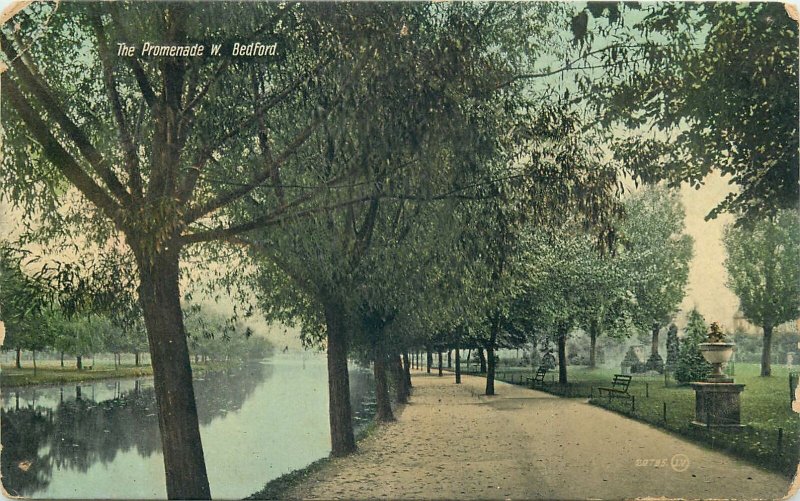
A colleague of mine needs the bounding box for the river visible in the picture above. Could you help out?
[1,353,376,499]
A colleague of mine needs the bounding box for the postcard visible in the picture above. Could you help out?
[0,1,798,499]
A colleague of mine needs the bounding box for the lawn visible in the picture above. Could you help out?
[472,363,799,477]
[1,359,234,387]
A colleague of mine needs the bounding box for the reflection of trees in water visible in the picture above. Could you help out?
[1,362,268,497]
[348,368,376,429]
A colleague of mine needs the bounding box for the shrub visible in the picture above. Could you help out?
[675,309,712,383]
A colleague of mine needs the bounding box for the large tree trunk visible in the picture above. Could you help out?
[137,248,211,500]
[479,348,487,374]
[447,349,452,368]
[761,323,773,376]
[135,351,140,366]
[402,352,412,388]
[32,350,36,375]
[323,299,356,456]
[465,349,471,370]
[60,351,64,368]
[76,355,82,370]
[15,348,21,369]
[589,319,598,369]
[558,330,568,384]
[372,338,394,422]
[437,351,443,377]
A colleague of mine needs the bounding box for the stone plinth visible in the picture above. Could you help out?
[690,382,746,429]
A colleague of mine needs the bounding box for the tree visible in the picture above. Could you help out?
[575,3,798,222]
[675,309,712,384]
[723,210,800,376]
[0,249,53,368]
[2,3,560,494]
[618,186,693,371]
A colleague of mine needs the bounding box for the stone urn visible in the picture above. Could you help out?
[691,322,744,429]
[699,342,735,382]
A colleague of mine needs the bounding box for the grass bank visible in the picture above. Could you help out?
[1,360,236,387]
[481,363,799,477]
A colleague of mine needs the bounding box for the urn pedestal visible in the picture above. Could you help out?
[690,382,746,429]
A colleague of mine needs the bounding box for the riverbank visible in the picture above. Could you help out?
[1,360,235,387]
[250,372,794,500]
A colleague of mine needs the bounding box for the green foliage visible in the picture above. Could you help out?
[580,3,798,221]
[674,309,712,383]
[619,186,693,330]
[723,210,800,331]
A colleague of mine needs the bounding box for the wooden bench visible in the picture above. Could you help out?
[526,367,548,388]
[597,374,632,398]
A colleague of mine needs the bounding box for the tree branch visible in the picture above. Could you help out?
[2,74,122,222]
[183,93,339,224]
[497,43,644,89]
[89,12,143,200]
[109,5,157,108]
[1,31,133,208]
[180,195,373,245]
[179,55,335,209]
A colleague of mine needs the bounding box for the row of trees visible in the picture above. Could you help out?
[1,2,796,498]
[0,249,270,369]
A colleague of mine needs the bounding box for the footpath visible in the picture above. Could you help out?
[285,372,795,500]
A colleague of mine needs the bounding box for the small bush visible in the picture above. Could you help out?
[674,309,712,383]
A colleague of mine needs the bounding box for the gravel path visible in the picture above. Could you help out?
[285,372,796,500]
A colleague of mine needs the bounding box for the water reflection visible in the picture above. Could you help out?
[1,355,375,499]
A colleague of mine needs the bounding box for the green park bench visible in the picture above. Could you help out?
[597,374,632,399]
[526,366,548,388]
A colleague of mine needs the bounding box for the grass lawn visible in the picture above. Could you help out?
[1,359,234,387]
[472,363,799,477]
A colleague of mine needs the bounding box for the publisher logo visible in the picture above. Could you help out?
[670,454,690,472]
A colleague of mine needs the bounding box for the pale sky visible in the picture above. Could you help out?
[677,173,739,328]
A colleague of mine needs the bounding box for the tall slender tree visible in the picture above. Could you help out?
[723,210,800,376]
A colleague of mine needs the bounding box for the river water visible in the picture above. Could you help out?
[0,353,376,499]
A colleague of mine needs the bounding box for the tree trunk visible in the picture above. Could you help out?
[455,343,461,384]
[589,319,598,369]
[426,347,432,373]
[32,350,36,375]
[558,330,568,384]
[761,323,773,376]
[402,352,412,388]
[135,352,140,366]
[393,354,409,403]
[372,338,394,422]
[447,350,452,368]
[465,349,471,370]
[323,299,356,456]
[114,353,119,370]
[479,348,487,374]
[77,355,82,370]
[437,351,443,376]
[15,348,20,369]
[136,248,211,499]
[60,351,64,368]
[651,322,660,357]
[486,313,500,395]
